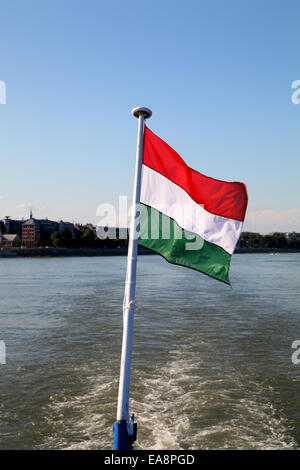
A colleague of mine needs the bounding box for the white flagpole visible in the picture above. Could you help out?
[114,107,152,447]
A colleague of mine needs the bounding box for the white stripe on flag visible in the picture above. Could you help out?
[140,164,243,255]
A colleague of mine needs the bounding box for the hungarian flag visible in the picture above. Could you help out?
[138,127,248,284]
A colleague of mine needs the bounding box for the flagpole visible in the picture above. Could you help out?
[113,106,152,450]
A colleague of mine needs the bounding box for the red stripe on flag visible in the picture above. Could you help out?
[143,127,248,222]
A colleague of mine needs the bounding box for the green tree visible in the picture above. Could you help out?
[79,227,96,247]
[51,231,62,247]
[51,229,74,248]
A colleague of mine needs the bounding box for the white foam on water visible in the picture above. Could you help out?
[39,363,118,450]
[39,342,298,450]
[130,343,298,450]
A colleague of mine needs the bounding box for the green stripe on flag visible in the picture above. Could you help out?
[138,204,231,285]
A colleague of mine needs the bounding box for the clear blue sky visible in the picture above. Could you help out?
[0,0,299,233]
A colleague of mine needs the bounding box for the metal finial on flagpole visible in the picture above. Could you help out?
[131,106,152,119]
[113,106,152,451]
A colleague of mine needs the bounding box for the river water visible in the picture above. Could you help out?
[0,253,300,449]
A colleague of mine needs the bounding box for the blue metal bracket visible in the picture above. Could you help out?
[113,414,137,450]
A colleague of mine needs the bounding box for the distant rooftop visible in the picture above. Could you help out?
[0,234,20,241]
[23,218,39,226]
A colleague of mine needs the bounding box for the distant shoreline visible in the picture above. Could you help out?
[1,247,300,258]
[235,248,300,253]
[0,247,143,258]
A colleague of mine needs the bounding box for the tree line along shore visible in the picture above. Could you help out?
[1,230,300,257]
[1,212,300,252]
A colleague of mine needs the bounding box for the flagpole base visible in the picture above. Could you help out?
[113,414,137,450]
